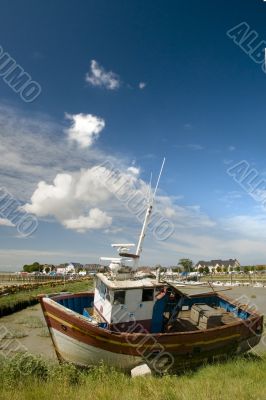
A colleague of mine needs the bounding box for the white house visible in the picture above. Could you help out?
[194,259,240,273]
[56,262,83,275]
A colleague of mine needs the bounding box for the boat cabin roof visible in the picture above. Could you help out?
[96,273,163,290]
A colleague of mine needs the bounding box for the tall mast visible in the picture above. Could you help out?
[135,158,165,260]
[105,158,165,274]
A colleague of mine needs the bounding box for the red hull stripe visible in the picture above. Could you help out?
[44,310,244,356]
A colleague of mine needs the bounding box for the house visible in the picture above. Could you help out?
[83,264,102,272]
[83,264,106,275]
[56,262,83,275]
[42,264,56,274]
[69,262,83,270]
[194,259,240,273]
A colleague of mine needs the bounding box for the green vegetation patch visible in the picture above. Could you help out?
[0,328,28,339]
[37,327,50,337]
[0,353,265,400]
[17,316,45,328]
[0,280,93,316]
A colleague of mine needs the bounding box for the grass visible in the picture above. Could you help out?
[0,280,93,312]
[0,353,265,400]
[0,328,28,339]
[37,327,50,337]
[17,316,45,328]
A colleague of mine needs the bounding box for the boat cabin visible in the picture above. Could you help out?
[93,273,166,332]
[50,275,254,337]
[80,272,252,334]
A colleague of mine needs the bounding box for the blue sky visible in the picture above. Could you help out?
[1,0,266,270]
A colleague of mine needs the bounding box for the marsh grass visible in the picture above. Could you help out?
[1,328,28,339]
[0,353,265,400]
[0,280,93,312]
[17,316,45,328]
[37,327,50,337]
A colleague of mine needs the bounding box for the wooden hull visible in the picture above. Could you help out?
[39,292,263,372]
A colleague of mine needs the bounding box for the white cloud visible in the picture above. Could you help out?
[23,164,143,232]
[23,167,113,231]
[155,229,266,264]
[156,197,216,228]
[24,174,74,219]
[65,113,105,148]
[24,162,214,235]
[0,218,15,227]
[63,209,112,233]
[139,82,146,89]
[218,191,243,206]
[154,212,266,264]
[221,214,266,239]
[127,166,140,175]
[0,104,122,200]
[85,60,120,90]
[163,207,176,218]
[4,103,266,266]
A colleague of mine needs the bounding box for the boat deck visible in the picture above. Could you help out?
[166,307,241,332]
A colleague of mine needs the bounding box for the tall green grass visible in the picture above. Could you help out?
[0,353,265,400]
[0,280,93,312]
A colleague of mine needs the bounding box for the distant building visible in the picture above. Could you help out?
[42,264,56,274]
[194,259,240,273]
[56,262,83,275]
[83,264,102,272]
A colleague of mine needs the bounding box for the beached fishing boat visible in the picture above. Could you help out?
[39,161,263,373]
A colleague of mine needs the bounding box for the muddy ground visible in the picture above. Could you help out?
[0,303,57,360]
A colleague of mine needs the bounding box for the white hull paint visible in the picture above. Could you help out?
[50,328,143,370]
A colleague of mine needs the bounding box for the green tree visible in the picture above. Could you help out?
[22,262,42,273]
[216,266,222,273]
[178,258,193,272]
[203,266,210,275]
[243,266,250,274]
[198,267,204,274]
[172,267,182,273]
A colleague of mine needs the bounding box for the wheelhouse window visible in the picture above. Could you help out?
[105,287,110,302]
[113,290,126,305]
[96,278,107,299]
[142,288,154,302]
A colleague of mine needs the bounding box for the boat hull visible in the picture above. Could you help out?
[50,328,143,369]
[39,292,263,373]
